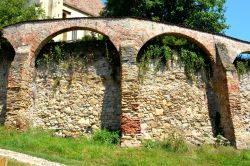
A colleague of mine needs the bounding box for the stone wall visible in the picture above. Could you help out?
[236,72,250,148]
[137,58,217,145]
[27,46,121,137]
[21,44,221,144]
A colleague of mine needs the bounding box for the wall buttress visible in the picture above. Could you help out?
[119,41,142,147]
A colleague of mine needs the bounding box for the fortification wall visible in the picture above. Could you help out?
[1,42,249,148]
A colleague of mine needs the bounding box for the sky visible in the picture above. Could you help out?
[225,0,250,42]
[102,0,250,42]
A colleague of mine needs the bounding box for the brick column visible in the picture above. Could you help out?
[120,41,141,147]
[5,45,34,130]
[212,43,241,147]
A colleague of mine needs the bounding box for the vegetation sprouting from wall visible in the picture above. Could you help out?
[137,36,212,83]
[32,36,122,135]
[36,36,120,74]
[234,54,250,77]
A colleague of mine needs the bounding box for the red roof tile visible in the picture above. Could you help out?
[64,0,103,16]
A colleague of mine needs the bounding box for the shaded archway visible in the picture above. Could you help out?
[136,34,224,145]
[29,28,121,136]
[0,38,15,124]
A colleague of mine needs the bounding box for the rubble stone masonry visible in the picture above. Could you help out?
[237,72,250,148]
[28,51,121,137]
[137,60,215,145]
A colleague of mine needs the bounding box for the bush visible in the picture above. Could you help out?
[92,130,120,145]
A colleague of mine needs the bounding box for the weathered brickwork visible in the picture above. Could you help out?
[1,18,250,148]
[120,42,142,147]
[28,52,121,136]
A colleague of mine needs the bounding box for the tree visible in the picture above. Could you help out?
[103,0,228,33]
[0,0,44,50]
[0,0,44,29]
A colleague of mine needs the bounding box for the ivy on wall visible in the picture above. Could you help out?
[234,55,250,77]
[137,36,212,83]
[36,36,119,72]
[35,35,121,92]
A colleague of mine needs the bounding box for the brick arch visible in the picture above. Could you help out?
[231,51,250,63]
[137,32,215,62]
[33,26,119,63]
[31,26,119,68]
[134,32,220,145]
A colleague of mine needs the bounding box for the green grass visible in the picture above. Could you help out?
[0,127,249,166]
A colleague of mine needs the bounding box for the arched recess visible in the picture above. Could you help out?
[232,52,250,148]
[33,26,119,64]
[138,32,215,62]
[28,27,121,136]
[0,38,15,124]
[136,34,226,145]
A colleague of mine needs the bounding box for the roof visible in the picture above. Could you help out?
[63,0,103,16]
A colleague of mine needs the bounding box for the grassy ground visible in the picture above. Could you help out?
[0,127,249,166]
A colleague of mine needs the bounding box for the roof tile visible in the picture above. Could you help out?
[64,0,103,16]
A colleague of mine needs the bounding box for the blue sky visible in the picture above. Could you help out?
[102,0,250,42]
[225,0,250,41]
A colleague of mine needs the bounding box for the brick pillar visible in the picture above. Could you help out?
[212,43,241,147]
[5,45,34,130]
[120,41,141,147]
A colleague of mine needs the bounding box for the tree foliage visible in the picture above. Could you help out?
[103,0,228,33]
[0,0,44,28]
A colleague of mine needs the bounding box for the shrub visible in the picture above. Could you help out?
[235,60,249,76]
[92,130,120,145]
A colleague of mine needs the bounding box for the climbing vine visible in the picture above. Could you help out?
[35,35,120,92]
[234,56,250,77]
[138,36,211,83]
[36,36,119,71]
